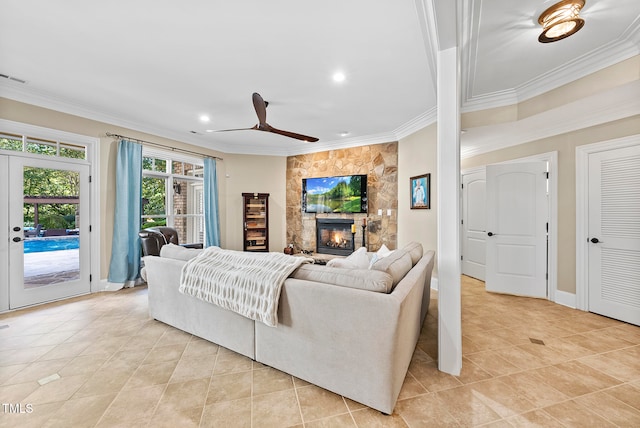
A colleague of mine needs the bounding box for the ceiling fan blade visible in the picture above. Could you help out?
[212,127,255,132]
[252,92,267,127]
[267,126,319,142]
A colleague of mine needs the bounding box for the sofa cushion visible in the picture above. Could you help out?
[370,249,413,289]
[326,247,369,269]
[290,264,394,293]
[159,243,203,261]
[402,242,423,266]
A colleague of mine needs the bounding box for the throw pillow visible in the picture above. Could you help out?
[326,246,369,269]
[159,243,203,261]
[368,244,394,269]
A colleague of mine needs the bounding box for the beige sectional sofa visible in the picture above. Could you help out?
[143,242,435,414]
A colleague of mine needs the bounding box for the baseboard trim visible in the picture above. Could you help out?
[554,289,577,309]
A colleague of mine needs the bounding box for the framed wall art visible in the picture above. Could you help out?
[410,173,430,209]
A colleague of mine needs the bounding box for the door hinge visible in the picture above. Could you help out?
[461,219,464,225]
[461,183,464,189]
[546,222,549,232]
[89,175,92,183]
[89,225,92,232]
[461,255,463,261]
[545,172,549,179]
[89,274,92,282]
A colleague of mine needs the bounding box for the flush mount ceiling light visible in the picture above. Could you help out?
[538,0,585,43]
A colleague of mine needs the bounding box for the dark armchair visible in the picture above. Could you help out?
[138,226,203,257]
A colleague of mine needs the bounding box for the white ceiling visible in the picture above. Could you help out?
[1,0,638,157]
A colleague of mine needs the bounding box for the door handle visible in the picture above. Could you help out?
[487,232,495,237]
[590,237,602,244]
[12,237,22,242]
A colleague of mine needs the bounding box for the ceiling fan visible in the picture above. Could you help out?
[215,92,319,143]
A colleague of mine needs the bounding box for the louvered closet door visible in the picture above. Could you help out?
[588,144,640,326]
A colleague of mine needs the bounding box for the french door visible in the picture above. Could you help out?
[2,154,91,309]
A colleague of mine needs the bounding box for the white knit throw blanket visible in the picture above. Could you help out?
[179,247,312,327]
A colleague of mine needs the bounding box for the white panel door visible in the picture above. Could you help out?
[486,162,548,297]
[462,171,486,280]
[588,145,640,326]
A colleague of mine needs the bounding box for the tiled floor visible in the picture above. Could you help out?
[1,275,639,427]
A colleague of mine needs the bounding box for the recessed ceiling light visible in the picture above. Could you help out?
[205,129,214,133]
[199,115,210,123]
[332,72,346,83]
[339,131,350,137]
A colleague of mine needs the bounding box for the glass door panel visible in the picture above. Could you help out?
[8,156,90,308]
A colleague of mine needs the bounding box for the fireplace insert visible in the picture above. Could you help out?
[316,218,355,256]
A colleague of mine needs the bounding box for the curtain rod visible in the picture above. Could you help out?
[105,132,223,160]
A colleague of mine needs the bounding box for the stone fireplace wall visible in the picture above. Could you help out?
[286,142,398,253]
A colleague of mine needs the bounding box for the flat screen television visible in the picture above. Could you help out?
[302,174,367,213]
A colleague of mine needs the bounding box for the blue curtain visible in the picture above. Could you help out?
[108,139,142,285]
[204,157,221,247]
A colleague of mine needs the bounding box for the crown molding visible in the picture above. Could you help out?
[460,80,640,159]
[393,107,438,140]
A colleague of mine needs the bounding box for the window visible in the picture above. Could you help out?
[0,132,87,160]
[142,150,204,244]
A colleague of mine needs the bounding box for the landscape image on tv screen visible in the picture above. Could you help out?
[303,174,367,213]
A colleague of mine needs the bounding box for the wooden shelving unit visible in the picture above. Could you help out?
[242,192,269,252]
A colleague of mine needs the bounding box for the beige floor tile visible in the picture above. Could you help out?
[395,393,460,427]
[157,378,209,412]
[43,392,116,428]
[252,389,303,427]
[499,370,569,408]
[252,366,294,396]
[351,407,409,427]
[123,360,178,390]
[304,413,357,427]
[24,373,89,404]
[464,351,522,377]
[169,354,215,383]
[73,368,134,398]
[143,343,187,364]
[0,401,64,428]
[3,358,70,385]
[213,351,253,375]
[1,280,639,427]
[543,399,616,427]
[506,409,564,427]
[95,386,164,427]
[0,381,40,404]
[604,383,640,411]
[201,397,252,428]
[397,372,429,400]
[205,371,252,404]
[296,384,349,423]
[148,404,203,428]
[575,390,640,426]
[436,384,503,426]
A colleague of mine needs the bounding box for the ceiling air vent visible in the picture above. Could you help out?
[0,73,27,84]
